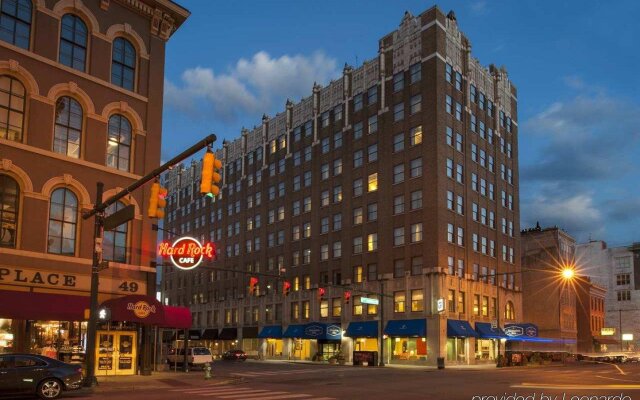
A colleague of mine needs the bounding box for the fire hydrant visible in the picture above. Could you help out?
[203,362,212,380]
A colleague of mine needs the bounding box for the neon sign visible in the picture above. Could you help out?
[158,236,215,270]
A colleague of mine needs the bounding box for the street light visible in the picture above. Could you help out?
[561,267,575,281]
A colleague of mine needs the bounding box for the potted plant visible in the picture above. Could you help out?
[336,351,346,365]
[328,355,337,365]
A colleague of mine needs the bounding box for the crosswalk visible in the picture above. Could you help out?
[230,367,353,378]
[170,384,336,400]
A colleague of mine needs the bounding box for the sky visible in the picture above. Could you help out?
[161,0,640,247]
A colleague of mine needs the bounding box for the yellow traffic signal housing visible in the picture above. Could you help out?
[156,186,168,219]
[200,150,223,197]
[147,182,160,217]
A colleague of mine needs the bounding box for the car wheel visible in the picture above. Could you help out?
[37,378,63,400]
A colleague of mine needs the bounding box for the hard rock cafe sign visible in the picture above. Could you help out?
[157,236,215,270]
[127,301,156,319]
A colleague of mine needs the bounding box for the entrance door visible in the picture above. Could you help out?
[95,331,137,376]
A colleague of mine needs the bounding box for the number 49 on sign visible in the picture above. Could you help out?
[119,281,139,292]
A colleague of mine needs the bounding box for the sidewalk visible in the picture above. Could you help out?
[249,358,499,370]
[90,371,232,393]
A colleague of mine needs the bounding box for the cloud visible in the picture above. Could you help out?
[470,1,487,14]
[164,51,339,122]
[521,94,640,181]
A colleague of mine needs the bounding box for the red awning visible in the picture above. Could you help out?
[162,306,192,330]
[0,290,89,321]
[99,295,191,329]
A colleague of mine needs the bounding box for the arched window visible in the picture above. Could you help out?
[54,96,82,158]
[0,0,32,49]
[0,174,19,248]
[111,37,135,90]
[505,301,515,321]
[107,114,132,171]
[103,201,128,263]
[0,75,26,142]
[47,188,78,255]
[59,14,87,71]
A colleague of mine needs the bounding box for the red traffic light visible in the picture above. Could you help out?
[249,277,258,295]
[344,290,351,304]
[318,287,326,299]
[283,281,291,296]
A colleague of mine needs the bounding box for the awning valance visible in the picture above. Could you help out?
[258,325,283,339]
[384,319,426,337]
[242,326,259,339]
[201,329,219,340]
[475,322,507,339]
[345,321,378,338]
[283,323,342,339]
[219,327,237,340]
[99,295,191,329]
[0,290,88,321]
[447,319,478,338]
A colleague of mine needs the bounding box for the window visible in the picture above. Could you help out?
[367,233,378,252]
[354,265,363,283]
[353,207,363,225]
[54,97,82,158]
[103,201,128,262]
[482,296,489,316]
[368,115,378,134]
[410,190,422,210]
[505,301,515,320]
[393,133,404,152]
[59,15,87,71]
[454,71,462,91]
[320,300,329,318]
[446,159,454,178]
[367,203,377,221]
[112,38,136,90]
[617,274,631,286]
[447,224,454,243]
[367,85,377,105]
[353,296,363,316]
[107,114,132,171]
[456,164,464,183]
[353,150,363,168]
[409,62,421,83]
[410,223,423,242]
[332,298,342,317]
[0,75,25,142]
[411,256,423,275]
[393,227,405,246]
[393,164,404,184]
[333,158,343,175]
[394,291,406,312]
[47,188,77,255]
[354,93,363,112]
[333,241,341,258]
[455,102,462,121]
[410,158,422,178]
[368,263,377,281]
[367,173,378,192]
[473,295,480,315]
[368,143,378,162]
[455,133,463,152]
[320,190,329,207]
[617,290,631,301]
[393,195,404,214]
[354,121,363,139]
[393,102,404,122]
[321,137,330,154]
[411,290,424,312]
[0,174,19,248]
[448,289,455,312]
[333,213,342,230]
[333,185,342,203]
[410,94,421,114]
[393,72,404,92]
[446,95,453,114]
[0,0,31,49]
[334,131,343,148]
[456,195,464,215]
[445,63,453,83]
[353,236,363,254]
[410,125,422,146]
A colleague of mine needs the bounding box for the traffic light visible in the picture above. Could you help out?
[200,150,223,197]
[317,287,325,300]
[249,277,258,296]
[283,281,291,297]
[344,290,351,305]
[148,182,167,219]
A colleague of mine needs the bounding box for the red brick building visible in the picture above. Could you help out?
[575,277,609,353]
[0,0,188,374]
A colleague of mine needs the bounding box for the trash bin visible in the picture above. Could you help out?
[437,357,445,369]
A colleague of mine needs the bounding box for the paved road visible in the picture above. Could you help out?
[63,361,640,400]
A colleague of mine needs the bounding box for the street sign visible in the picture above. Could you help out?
[361,297,379,305]
[436,298,445,312]
[103,204,135,231]
[601,327,615,336]
[622,333,634,341]
[491,320,498,329]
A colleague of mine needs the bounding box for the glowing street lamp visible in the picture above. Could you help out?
[561,267,575,280]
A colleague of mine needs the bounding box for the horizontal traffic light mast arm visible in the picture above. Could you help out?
[83,134,217,220]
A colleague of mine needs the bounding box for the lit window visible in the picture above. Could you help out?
[0,75,26,142]
[107,114,132,171]
[367,173,378,192]
[367,233,378,252]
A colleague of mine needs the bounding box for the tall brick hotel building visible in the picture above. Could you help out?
[161,6,522,366]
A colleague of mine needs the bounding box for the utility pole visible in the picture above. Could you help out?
[378,279,385,366]
[82,134,217,386]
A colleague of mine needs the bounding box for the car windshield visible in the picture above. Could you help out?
[193,348,211,355]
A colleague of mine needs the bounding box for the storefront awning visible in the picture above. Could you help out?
[475,322,506,339]
[258,325,283,339]
[219,327,237,340]
[283,323,342,339]
[447,319,478,337]
[171,329,202,341]
[0,290,88,321]
[201,329,219,340]
[99,295,191,329]
[384,319,426,337]
[345,321,378,338]
[594,336,619,345]
[242,326,259,339]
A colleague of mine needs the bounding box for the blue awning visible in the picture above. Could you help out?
[447,319,478,337]
[475,322,506,339]
[283,323,342,340]
[384,319,426,337]
[258,325,283,339]
[345,321,378,338]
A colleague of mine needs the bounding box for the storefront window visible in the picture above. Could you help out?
[475,339,497,362]
[391,337,427,361]
[446,337,468,363]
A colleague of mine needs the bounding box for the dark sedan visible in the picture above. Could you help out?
[221,349,247,361]
[0,354,83,399]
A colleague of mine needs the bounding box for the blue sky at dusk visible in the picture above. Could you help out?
[162,1,640,246]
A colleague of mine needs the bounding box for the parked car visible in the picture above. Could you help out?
[166,347,213,367]
[222,350,247,361]
[0,353,83,399]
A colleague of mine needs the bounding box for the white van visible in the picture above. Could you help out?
[167,347,213,367]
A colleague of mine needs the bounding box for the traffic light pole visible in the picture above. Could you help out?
[82,134,217,386]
